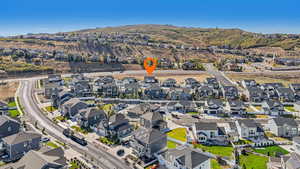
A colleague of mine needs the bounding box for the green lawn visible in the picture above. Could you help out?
[284,106,297,112]
[98,137,117,145]
[45,106,57,112]
[234,139,253,145]
[240,153,268,169]
[69,161,80,169]
[194,144,233,157]
[167,128,187,142]
[167,141,178,149]
[71,126,88,135]
[188,112,199,115]
[8,109,20,117]
[211,159,222,169]
[45,141,59,148]
[8,101,17,107]
[253,146,289,157]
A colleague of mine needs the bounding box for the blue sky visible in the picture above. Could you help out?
[1,0,300,36]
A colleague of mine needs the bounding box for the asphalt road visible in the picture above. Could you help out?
[19,80,131,169]
[204,63,235,86]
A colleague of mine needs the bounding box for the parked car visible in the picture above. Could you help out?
[40,137,50,143]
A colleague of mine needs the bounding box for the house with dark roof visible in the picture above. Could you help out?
[144,84,166,99]
[61,98,88,119]
[4,147,67,169]
[0,101,9,115]
[262,100,285,116]
[196,85,215,100]
[94,76,115,86]
[95,82,119,98]
[227,100,246,115]
[44,83,63,99]
[184,78,200,88]
[131,127,167,159]
[167,101,196,113]
[162,78,177,88]
[140,111,167,132]
[157,146,211,169]
[47,74,62,84]
[221,85,239,100]
[107,114,133,138]
[71,80,93,97]
[245,87,267,102]
[289,84,300,100]
[78,108,107,129]
[268,118,298,138]
[144,76,158,84]
[53,90,73,108]
[0,115,20,139]
[2,131,41,161]
[126,103,151,119]
[167,88,192,100]
[193,122,228,145]
[205,77,219,89]
[241,79,257,89]
[235,119,264,139]
[120,82,140,98]
[203,99,224,114]
[276,87,296,102]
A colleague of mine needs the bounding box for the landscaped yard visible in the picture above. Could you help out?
[8,101,17,107]
[98,136,117,145]
[234,139,253,145]
[45,106,57,112]
[167,128,187,142]
[284,105,297,112]
[45,141,59,148]
[71,125,89,135]
[188,112,199,115]
[8,109,20,117]
[211,159,222,169]
[253,146,289,157]
[167,141,178,149]
[240,153,268,169]
[255,114,268,119]
[194,144,233,157]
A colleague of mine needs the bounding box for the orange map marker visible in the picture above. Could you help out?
[144,57,157,75]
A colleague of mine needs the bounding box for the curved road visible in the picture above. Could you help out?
[19,80,131,169]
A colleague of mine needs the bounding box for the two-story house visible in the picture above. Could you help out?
[262,100,285,116]
[140,111,167,132]
[78,108,107,129]
[203,99,224,114]
[60,98,88,119]
[0,115,20,139]
[267,118,298,138]
[221,86,239,100]
[235,119,264,139]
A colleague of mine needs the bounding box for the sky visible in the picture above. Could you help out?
[1,0,300,36]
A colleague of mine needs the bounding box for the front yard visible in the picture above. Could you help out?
[45,141,59,148]
[253,145,289,157]
[45,106,57,112]
[194,144,234,157]
[240,153,268,169]
[167,128,187,142]
[167,141,178,149]
[8,100,21,117]
[284,105,297,112]
[71,125,89,135]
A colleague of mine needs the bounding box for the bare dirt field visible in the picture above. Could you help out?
[113,73,212,83]
[226,72,300,87]
[0,81,19,101]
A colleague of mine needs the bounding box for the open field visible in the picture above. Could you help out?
[226,72,300,86]
[113,73,212,83]
[0,81,19,100]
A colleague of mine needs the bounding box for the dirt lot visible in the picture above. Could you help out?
[0,81,19,101]
[113,73,212,83]
[226,72,300,86]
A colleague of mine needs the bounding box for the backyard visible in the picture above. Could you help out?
[167,128,187,142]
[240,153,268,169]
[253,145,289,157]
[194,144,234,157]
[8,100,21,117]
[167,141,178,149]
[284,105,297,112]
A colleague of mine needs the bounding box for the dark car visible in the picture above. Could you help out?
[117,149,125,157]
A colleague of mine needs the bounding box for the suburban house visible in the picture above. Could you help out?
[203,99,224,114]
[196,85,215,100]
[47,74,62,84]
[78,108,107,129]
[193,121,228,145]
[144,76,158,84]
[107,114,133,138]
[267,118,298,138]
[206,77,220,89]
[0,101,8,115]
[44,83,62,99]
[184,78,200,88]
[245,87,267,102]
[235,119,265,139]
[167,88,192,100]
[120,83,140,98]
[122,77,138,85]
[60,98,88,119]
[126,103,151,119]
[276,87,295,102]
[167,101,196,113]
[4,147,68,169]
[221,85,239,100]
[94,76,115,86]
[2,131,41,161]
[262,100,285,116]
[52,90,73,108]
[241,79,257,89]
[140,111,167,132]
[144,85,166,99]
[289,83,300,99]
[131,127,167,159]
[162,78,177,88]
[227,100,246,115]
[95,83,119,98]
[70,80,93,97]
[0,115,20,139]
[157,146,211,169]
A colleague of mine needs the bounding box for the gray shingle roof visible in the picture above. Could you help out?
[194,122,218,131]
[272,117,298,127]
[2,131,41,145]
[0,115,19,126]
[141,111,163,122]
[166,146,210,168]
[134,127,166,144]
